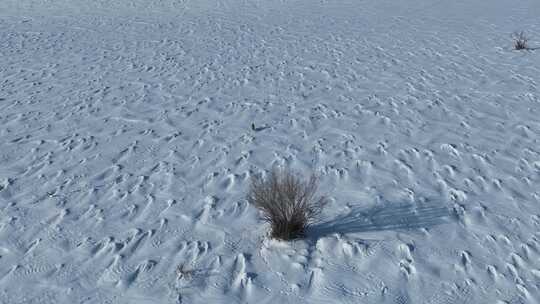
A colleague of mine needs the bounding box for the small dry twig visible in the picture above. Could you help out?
[176,264,194,280]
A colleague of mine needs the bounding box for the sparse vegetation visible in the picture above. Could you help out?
[247,168,328,240]
[513,31,529,50]
[176,263,194,280]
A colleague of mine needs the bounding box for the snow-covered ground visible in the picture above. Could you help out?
[1,0,540,303]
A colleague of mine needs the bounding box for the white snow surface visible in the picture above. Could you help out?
[1,0,540,303]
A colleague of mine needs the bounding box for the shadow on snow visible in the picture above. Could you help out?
[308,202,453,238]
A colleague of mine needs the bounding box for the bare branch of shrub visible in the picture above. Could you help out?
[176,263,194,280]
[247,168,328,240]
[513,31,529,50]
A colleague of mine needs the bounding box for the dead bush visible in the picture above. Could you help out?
[513,31,529,50]
[247,168,328,240]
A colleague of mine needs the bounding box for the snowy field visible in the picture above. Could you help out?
[1,0,540,303]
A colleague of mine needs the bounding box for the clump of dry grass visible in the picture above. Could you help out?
[513,31,529,50]
[176,263,194,280]
[247,168,328,240]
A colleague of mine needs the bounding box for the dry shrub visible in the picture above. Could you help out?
[247,168,328,240]
[513,31,529,50]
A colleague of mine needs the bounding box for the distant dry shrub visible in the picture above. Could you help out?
[513,31,529,50]
[176,263,194,280]
[247,168,328,240]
